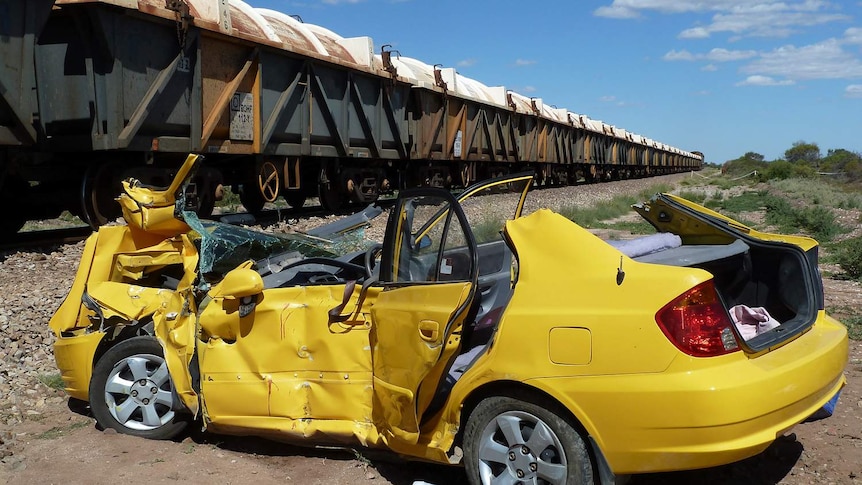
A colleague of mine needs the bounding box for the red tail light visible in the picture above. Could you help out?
[656,281,740,357]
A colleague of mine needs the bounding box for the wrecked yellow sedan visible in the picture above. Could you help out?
[50,155,847,484]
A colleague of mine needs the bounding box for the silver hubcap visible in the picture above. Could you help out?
[104,354,175,430]
[478,411,567,485]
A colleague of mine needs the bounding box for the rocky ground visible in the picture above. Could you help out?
[1,173,860,484]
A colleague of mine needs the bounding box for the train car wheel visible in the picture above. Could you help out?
[0,175,27,236]
[81,164,122,229]
[319,182,345,211]
[318,166,345,211]
[239,183,265,214]
[283,191,306,209]
[196,192,215,219]
[258,161,280,203]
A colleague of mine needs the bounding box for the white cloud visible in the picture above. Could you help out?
[599,95,617,102]
[521,86,537,93]
[663,47,756,62]
[321,0,363,3]
[707,47,758,61]
[693,89,712,95]
[663,49,696,61]
[701,64,719,71]
[742,39,862,80]
[457,58,476,67]
[595,0,755,17]
[679,26,711,39]
[845,84,862,97]
[691,6,848,39]
[593,4,640,18]
[845,27,862,44]
[595,1,850,39]
[514,59,537,67]
[735,75,795,86]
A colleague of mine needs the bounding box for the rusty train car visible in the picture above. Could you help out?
[0,0,703,235]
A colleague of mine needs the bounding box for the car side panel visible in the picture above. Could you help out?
[197,283,381,444]
[526,312,847,474]
[52,331,105,400]
[51,226,183,400]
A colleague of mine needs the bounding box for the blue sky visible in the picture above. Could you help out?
[254,0,862,164]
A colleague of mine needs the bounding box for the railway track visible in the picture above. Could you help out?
[1,226,94,252]
[2,199,397,253]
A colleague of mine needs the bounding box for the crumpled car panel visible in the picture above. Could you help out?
[197,282,382,445]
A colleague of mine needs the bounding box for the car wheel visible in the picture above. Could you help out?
[89,336,187,440]
[464,395,593,485]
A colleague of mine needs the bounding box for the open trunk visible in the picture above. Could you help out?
[631,194,822,352]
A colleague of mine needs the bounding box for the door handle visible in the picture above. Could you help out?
[418,320,440,342]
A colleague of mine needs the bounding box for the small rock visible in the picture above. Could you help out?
[103,428,118,435]
[365,471,376,480]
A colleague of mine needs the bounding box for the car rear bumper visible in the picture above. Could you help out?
[529,312,848,474]
[52,331,105,401]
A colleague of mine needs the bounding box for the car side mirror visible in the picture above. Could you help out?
[209,267,264,300]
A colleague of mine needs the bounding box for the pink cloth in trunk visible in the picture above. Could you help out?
[730,304,780,341]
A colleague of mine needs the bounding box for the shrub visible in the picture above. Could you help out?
[796,206,844,241]
[772,178,862,210]
[844,315,862,341]
[764,160,795,180]
[675,190,708,204]
[834,236,862,280]
[38,373,65,391]
[718,191,770,213]
[764,197,845,241]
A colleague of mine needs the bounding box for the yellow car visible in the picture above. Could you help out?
[50,154,847,484]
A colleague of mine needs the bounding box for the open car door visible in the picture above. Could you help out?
[369,173,533,448]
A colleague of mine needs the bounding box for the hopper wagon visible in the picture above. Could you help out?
[0,0,703,235]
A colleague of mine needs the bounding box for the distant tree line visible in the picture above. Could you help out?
[717,141,862,183]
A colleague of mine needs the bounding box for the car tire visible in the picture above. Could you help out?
[89,336,187,440]
[464,395,593,485]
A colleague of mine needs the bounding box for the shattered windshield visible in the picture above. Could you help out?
[182,212,370,276]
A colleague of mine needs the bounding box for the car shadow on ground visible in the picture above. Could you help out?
[188,428,471,484]
[628,434,803,484]
[66,399,801,485]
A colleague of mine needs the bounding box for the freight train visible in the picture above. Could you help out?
[0,0,703,236]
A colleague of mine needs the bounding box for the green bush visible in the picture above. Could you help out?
[772,178,862,209]
[714,191,846,241]
[637,183,673,201]
[763,197,845,241]
[717,191,770,213]
[559,186,671,228]
[594,220,656,234]
[38,373,65,391]
[834,236,862,280]
[675,190,708,204]
[844,315,862,340]
[764,160,795,180]
[796,206,844,241]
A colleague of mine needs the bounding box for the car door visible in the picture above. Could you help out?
[369,173,532,446]
[370,188,478,446]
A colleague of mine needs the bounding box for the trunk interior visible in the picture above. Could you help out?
[629,199,821,350]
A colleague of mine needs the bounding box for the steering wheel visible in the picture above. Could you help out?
[364,243,384,277]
